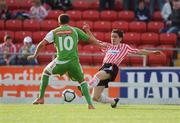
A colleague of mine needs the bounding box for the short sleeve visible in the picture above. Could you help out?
[44,31,54,43]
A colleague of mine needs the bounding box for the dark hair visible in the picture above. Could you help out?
[138,0,145,3]
[112,29,124,38]
[58,14,70,24]
[4,34,11,41]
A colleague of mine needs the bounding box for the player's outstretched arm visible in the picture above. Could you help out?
[136,49,164,56]
[83,24,107,48]
[83,24,96,40]
[27,39,48,60]
[88,37,107,48]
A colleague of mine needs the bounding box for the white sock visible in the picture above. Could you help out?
[97,94,115,105]
[88,76,100,88]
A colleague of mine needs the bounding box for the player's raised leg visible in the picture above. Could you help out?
[89,70,110,88]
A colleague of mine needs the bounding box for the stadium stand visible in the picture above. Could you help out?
[40,20,58,31]
[6,0,19,10]
[138,44,156,49]
[14,31,32,43]
[120,56,130,66]
[141,32,159,45]
[147,21,164,33]
[159,33,177,46]
[5,20,23,31]
[46,44,56,53]
[92,50,105,65]
[123,32,141,45]
[92,32,105,41]
[46,10,64,20]
[68,21,76,27]
[37,54,53,65]
[93,21,111,32]
[1,0,178,66]
[104,32,111,43]
[0,20,5,30]
[152,11,163,21]
[90,1,99,10]
[15,43,23,52]
[23,20,40,31]
[0,31,14,42]
[118,11,134,21]
[76,20,94,30]
[66,10,82,21]
[72,1,91,10]
[100,10,117,21]
[129,21,146,33]
[79,50,93,65]
[32,31,47,44]
[156,44,174,65]
[111,21,129,32]
[18,0,32,10]
[129,56,144,67]
[147,53,167,66]
[82,10,100,21]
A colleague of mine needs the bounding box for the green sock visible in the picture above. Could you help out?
[80,82,93,105]
[39,75,49,98]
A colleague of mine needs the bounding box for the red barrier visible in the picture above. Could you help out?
[0,66,120,98]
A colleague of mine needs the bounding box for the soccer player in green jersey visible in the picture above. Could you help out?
[27,14,103,109]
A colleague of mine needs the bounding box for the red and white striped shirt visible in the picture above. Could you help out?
[0,42,16,61]
[102,43,139,67]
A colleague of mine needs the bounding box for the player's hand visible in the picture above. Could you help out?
[27,55,36,61]
[152,51,165,56]
[99,41,107,48]
[83,23,90,31]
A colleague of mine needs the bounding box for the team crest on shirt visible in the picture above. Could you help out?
[107,50,120,55]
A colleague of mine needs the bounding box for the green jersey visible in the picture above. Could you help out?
[45,25,90,61]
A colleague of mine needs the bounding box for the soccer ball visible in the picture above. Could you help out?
[62,89,76,102]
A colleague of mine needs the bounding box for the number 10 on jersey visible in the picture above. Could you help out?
[58,36,74,51]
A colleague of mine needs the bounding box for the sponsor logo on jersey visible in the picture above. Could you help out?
[56,30,72,35]
[107,49,120,55]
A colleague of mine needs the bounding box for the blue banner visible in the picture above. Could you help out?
[120,68,180,99]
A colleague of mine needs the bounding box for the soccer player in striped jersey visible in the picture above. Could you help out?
[27,14,104,109]
[83,24,163,108]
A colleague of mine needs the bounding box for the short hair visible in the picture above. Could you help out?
[4,34,11,41]
[112,29,124,38]
[58,14,70,24]
[138,0,145,3]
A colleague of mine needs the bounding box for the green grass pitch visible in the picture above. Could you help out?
[0,104,180,123]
